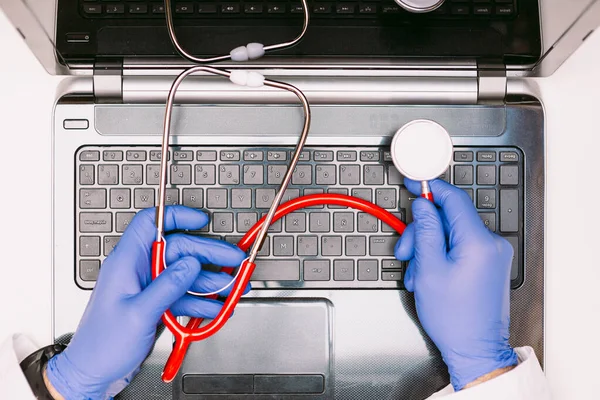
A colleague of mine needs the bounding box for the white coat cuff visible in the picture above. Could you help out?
[0,334,40,399]
[427,346,551,400]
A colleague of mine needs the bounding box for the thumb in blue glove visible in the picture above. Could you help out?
[395,179,517,391]
[45,206,249,399]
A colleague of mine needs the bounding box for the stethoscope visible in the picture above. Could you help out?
[151,0,453,382]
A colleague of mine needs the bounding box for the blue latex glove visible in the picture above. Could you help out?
[395,179,517,391]
[46,206,249,399]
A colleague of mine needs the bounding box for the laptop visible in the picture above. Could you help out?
[2,0,599,398]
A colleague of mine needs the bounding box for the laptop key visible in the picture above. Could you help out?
[339,165,360,185]
[116,212,135,233]
[106,4,125,14]
[134,188,155,209]
[500,165,519,185]
[79,151,100,162]
[285,212,306,232]
[110,188,131,209]
[182,189,203,208]
[80,165,95,185]
[382,271,403,281]
[213,213,234,233]
[388,166,403,185]
[171,165,192,185]
[129,4,148,14]
[454,165,474,185]
[98,165,119,185]
[333,212,354,232]
[375,188,397,209]
[207,189,228,209]
[219,165,240,185]
[243,165,264,185]
[267,3,286,13]
[195,165,216,185]
[80,236,100,257]
[268,165,287,185]
[477,165,496,185]
[322,236,342,256]
[80,189,107,209]
[345,236,366,256]
[198,4,217,13]
[358,260,378,281]
[364,165,384,185]
[146,165,160,185]
[173,151,193,161]
[103,150,123,162]
[104,236,120,256]
[256,189,276,208]
[298,236,318,256]
[292,165,312,185]
[237,212,258,233]
[80,260,100,281]
[232,188,252,208]
[316,165,336,185]
[351,188,372,203]
[477,189,496,209]
[274,236,294,256]
[309,212,330,232]
[126,150,147,161]
[79,212,112,233]
[165,188,179,205]
[370,236,399,256]
[479,212,496,232]
[358,212,378,232]
[333,260,354,281]
[252,260,300,281]
[500,189,519,232]
[304,260,330,281]
[382,259,401,269]
[122,165,143,185]
[196,151,217,161]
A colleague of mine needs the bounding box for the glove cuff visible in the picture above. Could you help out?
[46,351,110,400]
[446,346,518,391]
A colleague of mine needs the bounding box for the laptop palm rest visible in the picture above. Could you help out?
[175,298,333,399]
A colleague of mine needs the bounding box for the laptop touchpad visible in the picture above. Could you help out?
[175,298,333,399]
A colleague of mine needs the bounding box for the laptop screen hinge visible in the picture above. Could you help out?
[93,59,123,103]
[477,62,507,105]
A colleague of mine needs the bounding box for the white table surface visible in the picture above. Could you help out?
[1,8,599,398]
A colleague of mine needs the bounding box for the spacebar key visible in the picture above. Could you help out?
[251,260,300,281]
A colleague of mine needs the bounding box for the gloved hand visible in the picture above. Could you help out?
[46,206,249,399]
[395,179,517,391]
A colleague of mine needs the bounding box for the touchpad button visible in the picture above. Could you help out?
[176,298,333,399]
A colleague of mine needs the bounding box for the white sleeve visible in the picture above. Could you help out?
[0,334,39,399]
[426,347,551,400]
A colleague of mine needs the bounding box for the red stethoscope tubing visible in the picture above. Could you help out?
[151,193,407,382]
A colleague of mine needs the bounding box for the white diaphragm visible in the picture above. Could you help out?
[390,119,453,182]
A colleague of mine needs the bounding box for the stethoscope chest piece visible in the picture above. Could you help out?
[394,0,445,13]
[390,119,453,182]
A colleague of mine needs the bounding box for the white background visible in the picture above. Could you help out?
[0,8,599,399]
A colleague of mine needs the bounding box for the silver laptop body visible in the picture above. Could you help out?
[2,0,600,398]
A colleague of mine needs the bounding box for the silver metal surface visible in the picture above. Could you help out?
[94,105,505,137]
[53,98,545,399]
[121,75,479,105]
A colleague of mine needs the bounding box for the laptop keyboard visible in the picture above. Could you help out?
[81,0,516,19]
[76,145,523,290]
